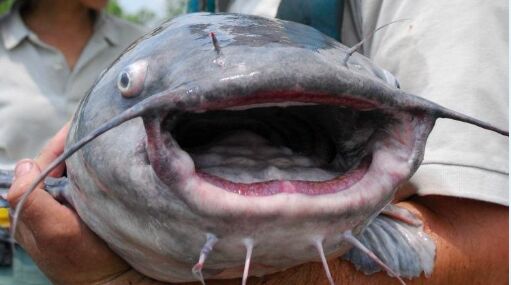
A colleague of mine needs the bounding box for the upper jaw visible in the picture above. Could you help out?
[141,90,433,217]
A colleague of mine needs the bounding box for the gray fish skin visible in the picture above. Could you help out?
[56,13,503,282]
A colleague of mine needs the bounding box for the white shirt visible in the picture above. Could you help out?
[0,5,147,168]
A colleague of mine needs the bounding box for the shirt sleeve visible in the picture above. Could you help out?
[343,0,509,205]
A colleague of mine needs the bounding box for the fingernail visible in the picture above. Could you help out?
[14,160,33,177]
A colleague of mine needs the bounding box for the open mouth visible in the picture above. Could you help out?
[144,92,416,197]
[171,104,383,196]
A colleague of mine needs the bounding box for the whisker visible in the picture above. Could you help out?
[192,233,218,285]
[313,237,335,285]
[241,238,254,285]
[343,19,410,65]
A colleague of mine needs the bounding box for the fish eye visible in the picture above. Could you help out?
[117,60,148,98]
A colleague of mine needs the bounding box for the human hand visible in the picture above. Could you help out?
[6,124,165,285]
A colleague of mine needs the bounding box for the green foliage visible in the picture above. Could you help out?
[106,0,123,17]
[105,0,188,26]
[126,9,156,25]
[0,0,14,15]
[166,0,187,19]
[0,0,187,26]
[105,0,156,26]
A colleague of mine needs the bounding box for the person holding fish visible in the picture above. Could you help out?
[0,0,146,283]
[4,0,508,285]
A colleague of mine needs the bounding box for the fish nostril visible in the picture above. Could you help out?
[136,140,151,165]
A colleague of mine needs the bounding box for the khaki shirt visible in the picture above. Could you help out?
[228,0,509,205]
[0,5,147,168]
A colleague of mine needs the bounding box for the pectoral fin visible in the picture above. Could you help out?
[343,204,436,279]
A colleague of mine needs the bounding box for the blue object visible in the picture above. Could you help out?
[186,0,343,41]
[187,0,216,13]
[276,0,344,41]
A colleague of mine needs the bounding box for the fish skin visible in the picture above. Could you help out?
[3,12,506,283]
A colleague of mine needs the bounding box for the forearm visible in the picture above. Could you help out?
[398,196,508,284]
[348,196,507,284]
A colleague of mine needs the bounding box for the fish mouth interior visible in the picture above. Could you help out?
[152,96,400,196]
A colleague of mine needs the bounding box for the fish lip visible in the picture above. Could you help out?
[142,90,427,209]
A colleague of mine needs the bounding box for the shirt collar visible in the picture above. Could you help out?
[1,2,30,50]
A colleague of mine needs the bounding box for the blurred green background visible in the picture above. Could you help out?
[0,0,188,27]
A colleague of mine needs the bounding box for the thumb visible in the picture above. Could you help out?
[8,159,69,246]
[7,159,42,209]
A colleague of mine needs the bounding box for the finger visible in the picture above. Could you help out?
[36,122,70,177]
[7,159,79,243]
[7,159,40,207]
